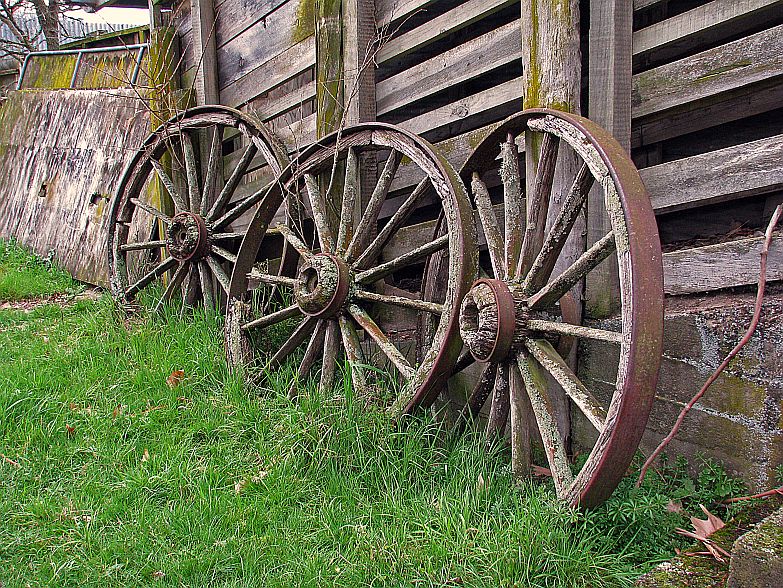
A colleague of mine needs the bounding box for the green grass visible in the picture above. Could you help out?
[0,240,80,301]
[0,242,746,587]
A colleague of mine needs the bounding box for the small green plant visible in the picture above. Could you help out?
[0,238,80,300]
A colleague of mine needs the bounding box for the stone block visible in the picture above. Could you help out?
[727,507,783,588]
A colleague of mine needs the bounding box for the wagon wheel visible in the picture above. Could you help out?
[108,105,289,312]
[449,109,663,508]
[227,123,477,414]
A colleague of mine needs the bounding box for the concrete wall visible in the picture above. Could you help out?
[0,89,151,286]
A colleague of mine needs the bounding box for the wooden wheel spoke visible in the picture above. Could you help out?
[130,198,172,225]
[354,177,431,270]
[346,150,402,261]
[486,361,510,442]
[348,304,415,380]
[525,339,606,430]
[179,267,197,319]
[501,134,524,276]
[126,256,177,297]
[290,320,326,399]
[269,316,317,367]
[339,314,369,399]
[206,142,258,221]
[509,362,531,477]
[472,173,505,279]
[201,125,223,216]
[181,131,201,213]
[516,351,574,495]
[205,256,231,293]
[211,232,244,240]
[198,261,215,309]
[242,303,300,331]
[526,319,622,344]
[120,239,167,252]
[276,224,313,259]
[458,362,498,429]
[150,159,187,212]
[248,267,297,288]
[154,262,189,312]
[305,173,335,253]
[212,184,270,230]
[337,147,359,254]
[523,163,594,294]
[528,230,615,311]
[211,245,237,263]
[356,233,448,285]
[353,289,443,315]
[320,320,340,391]
[518,133,560,276]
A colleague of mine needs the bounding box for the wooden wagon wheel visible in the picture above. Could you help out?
[226,123,477,414]
[107,105,289,311]
[447,109,663,508]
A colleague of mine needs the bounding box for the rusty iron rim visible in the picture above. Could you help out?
[227,122,477,413]
[107,105,289,310]
[452,108,663,509]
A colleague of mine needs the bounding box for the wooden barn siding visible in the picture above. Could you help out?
[0,90,152,286]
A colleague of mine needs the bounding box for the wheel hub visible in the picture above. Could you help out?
[459,278,528,363]
[294,253,351,318]
[166,212,210,261]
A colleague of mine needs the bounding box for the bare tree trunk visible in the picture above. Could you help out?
[31,0,59,50]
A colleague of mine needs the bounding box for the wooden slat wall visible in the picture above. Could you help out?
[629,0,783,296]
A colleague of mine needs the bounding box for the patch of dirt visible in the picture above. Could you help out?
[0,288,102,312]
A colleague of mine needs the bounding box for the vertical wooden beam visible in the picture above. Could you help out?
[191,0,220,105]
[520,0,582,456]
[342,0,376,124]
[586,0,632,317]
[316,0,345,137]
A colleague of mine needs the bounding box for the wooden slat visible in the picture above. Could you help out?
[633,0,665,9]
[375,0,438,28]
[217,0,313,92]
[216,0,289,48]
[376,0,516,64]
[219,36,315,108]
[663,235,783,295]
[642,134,783,215]
[632,24,783,120]
[633,0,783,60]
[191,0,220,104]
[252,80,316,121]
[398,76,522,137]
[377,20,520,116]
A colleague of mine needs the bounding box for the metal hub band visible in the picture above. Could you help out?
[459,278,519,363]
[294,253,351,318]
[166,212,209,262]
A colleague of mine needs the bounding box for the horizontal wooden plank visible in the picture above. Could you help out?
[377,20,520,116]
[376,0,438,28]
[643,134,783,214]
[217,0,313,92]
[633,0,783,60]
[398,75,522,137]
[633,0,664,9]
[252,80,316,121]
[632,24,783,119]
[216,0,289,48]
[376,0,516,64]
[663,234,783,295]
[219,35,315,108]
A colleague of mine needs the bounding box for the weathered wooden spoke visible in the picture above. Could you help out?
[126,256,177,298]
[227,123,476,411]
[154,261,190,313]
[243,303,300,331]
[108,105,289,312]
[440,109,663,508]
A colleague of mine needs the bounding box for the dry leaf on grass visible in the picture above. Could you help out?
[141,449,150,463]
[532,465,552,477]
[151,570,165,579]
[166,369,185,388]
[65,424,75,436]
[666,500,684,514]
[675,505,729,563]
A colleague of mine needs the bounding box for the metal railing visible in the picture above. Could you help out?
[16,43,148,90]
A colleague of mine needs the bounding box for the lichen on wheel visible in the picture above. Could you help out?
[444,109,663,508]
[107,105,289,312]
[226,123,477,414]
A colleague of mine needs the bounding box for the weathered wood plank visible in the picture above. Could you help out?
[251,80,316,122]
[215,0,289,48]
[398,76,522,137]
[343,0,376,124]
[191,0,220,104]
[633,0,665,9]
[642,134,783,214]
[217,0,314,92]
[633,24,783,120]
[375,0,437,28]
[376,20,520,116]
[663,235,783,295]
[633,0,783,62]
[586,0,631,318]
[219,35,315,108]
[376,0,516,64]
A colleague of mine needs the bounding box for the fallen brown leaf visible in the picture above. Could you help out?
[151,570,165,579]
[666,500,684,514]
[166,369,185,388]
[112,404,124,418]
[675,505,729,563]
[141,449,150,463]
[532,465,552,477]
[65,424,75,436]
